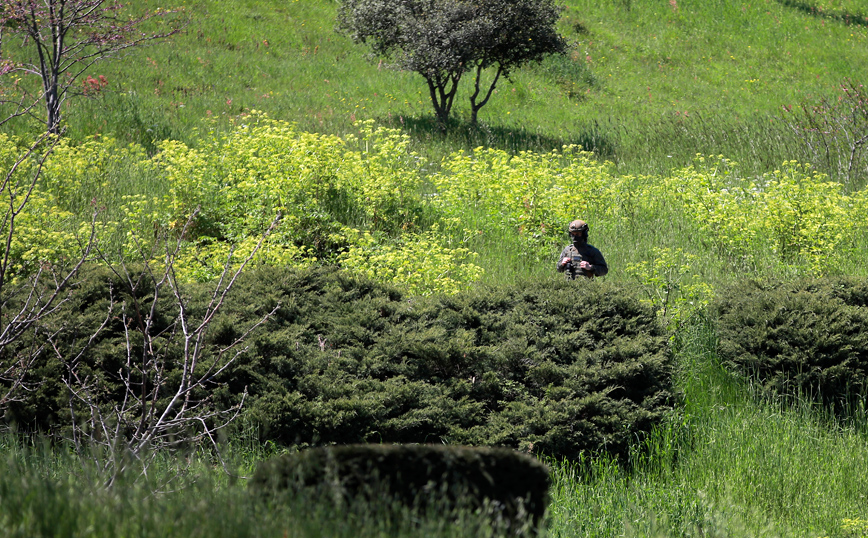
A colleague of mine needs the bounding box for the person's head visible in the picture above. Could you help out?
[568,219,589,242]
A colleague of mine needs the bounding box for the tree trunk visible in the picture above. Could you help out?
[426,72,461,132]
[45,83,62,135]
[469,64,503,127]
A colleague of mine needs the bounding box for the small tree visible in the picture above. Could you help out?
[61,211,281,485]
[337,0,566,129]
[0,0,183,134]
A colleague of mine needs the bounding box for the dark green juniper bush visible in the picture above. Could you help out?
[557,219,608,280]
[251,444,551,534]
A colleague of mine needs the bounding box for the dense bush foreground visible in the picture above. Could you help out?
[5,265,673,462]
[714,276,868,417]
[3,313,868,538]
[251,444,552,533]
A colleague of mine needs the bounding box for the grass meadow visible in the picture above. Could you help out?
[29,0,868,186]
[2,0,868,536]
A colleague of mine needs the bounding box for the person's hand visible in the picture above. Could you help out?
[579,261,592,271]
[561,257,571,266]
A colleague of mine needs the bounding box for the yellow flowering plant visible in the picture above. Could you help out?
[626,247,713,331]
[841,517,868,538]
[339,226,484,296]
[660,156,865,272]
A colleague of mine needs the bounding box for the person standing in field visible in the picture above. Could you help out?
[556,219,608,280]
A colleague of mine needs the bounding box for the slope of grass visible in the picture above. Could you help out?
[2,1,868,536]
[3,0,855,186]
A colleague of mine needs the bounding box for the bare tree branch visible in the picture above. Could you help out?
[1,0,185,133]
[0,127,99,411]
[783,78,868,190]
[60,211,282,481]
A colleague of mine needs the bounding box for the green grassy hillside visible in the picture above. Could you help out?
[5,0,866,292]
[2,1,868,537]
[28,0,867,186]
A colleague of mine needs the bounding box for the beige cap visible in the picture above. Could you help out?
[568,220,588,233]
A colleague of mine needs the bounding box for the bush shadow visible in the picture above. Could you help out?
[377,114,618,159]
[776,0,868,27]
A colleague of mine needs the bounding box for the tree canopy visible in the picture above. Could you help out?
[337,0,567,129]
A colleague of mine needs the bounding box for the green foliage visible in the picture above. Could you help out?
[548,317,868,538]
[149,115,477,287]
[6,1,868,534]
[842,518,868,538]
[154,112,350,254]
[250,444,550,532]
[535,51,598,101]
[433,145,602,231]
[0,434,542,538]
[232,269,673,461]
[336,0,566,126]
[6,191,81,279]
[0,134,85,280]
[2,263,166,431]
[6,266,673,462]
[15,117,868,294]
[339,226,484,296]
[4,320,868,538]
[713,276,868,415]
[625,247,713,331]
[36,135,164,260]
[431,144,868,279]
[14,116,485,293]
[153,114,434,265]
[431,144,624,262]
[659,156,868,271]
[40,136,155,211]
[5,0,866,187]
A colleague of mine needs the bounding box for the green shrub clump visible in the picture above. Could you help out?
[3,266,673,462]
[250,444,550,531]
[713,277,868,414]
[233,269,674,461]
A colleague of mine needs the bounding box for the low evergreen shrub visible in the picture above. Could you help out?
[232,268,674,461]
[250,444,550,531]
[3,266,675,462]
[713,277,868,414]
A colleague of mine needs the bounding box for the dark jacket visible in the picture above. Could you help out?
[557,241,608,279]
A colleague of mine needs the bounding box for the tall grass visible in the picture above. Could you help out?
[549,318,868,537]
[0,433,531,538]
[3,319,867,537]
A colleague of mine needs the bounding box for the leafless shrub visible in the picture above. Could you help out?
[0,120,98,415]
[58,210,281,485]
[783,79,868,190]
